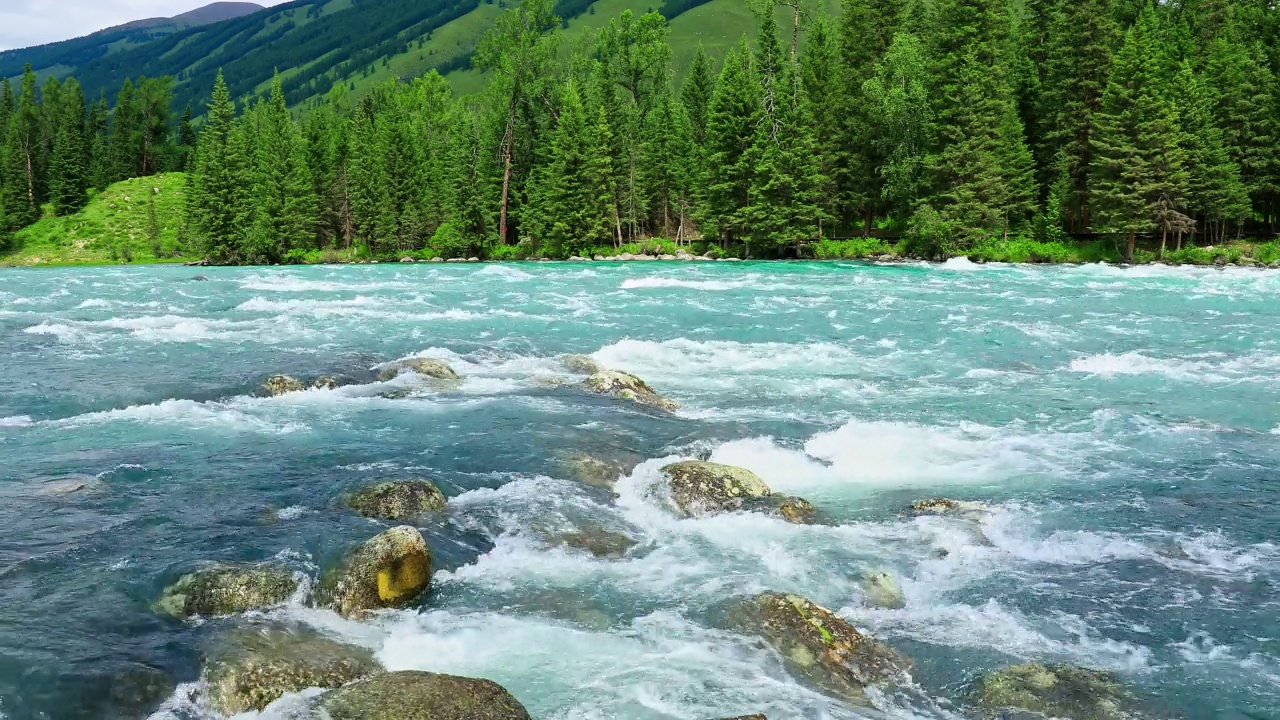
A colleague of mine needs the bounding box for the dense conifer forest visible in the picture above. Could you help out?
[2,0,1279,264]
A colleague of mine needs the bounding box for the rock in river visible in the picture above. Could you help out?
[376,357,461,382]
[582,370,677,411]
[263,375,306,396]
[154,563,298,618]
[735,592,910,703]
[559,354,603,375]
[974,663,1141,720]
[346,480,447,521]
[202,627,381,714]
[321,671,533,720]
[908,497,988,519]
[319,526,432,617]
[662,461,770,516]
[552,528,639,559]
[861,570,906,610]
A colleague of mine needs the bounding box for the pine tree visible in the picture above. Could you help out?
[110,79,142,183]
[4,66,41,229]
[177,105,197,171]
[863,31,933,218]
[244,74,317,263]
[703,38,761,245]
[186,71,251,263]
[527,80,614,255]
[681,44,716,146]
[49,79,89,216]
[800,16,843,231]
[1172,61,1249,244]
[1204,30,1278,228]
[1091,8,1190,260]
[348,97,388,254]
[838,0,901,233]
[1040,0,1118,230]
[87,92,110,190]
[642,91,695,240]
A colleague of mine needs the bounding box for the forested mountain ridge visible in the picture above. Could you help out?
[0,3,264,83]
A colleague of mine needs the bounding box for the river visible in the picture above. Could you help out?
[0,260,1276,719]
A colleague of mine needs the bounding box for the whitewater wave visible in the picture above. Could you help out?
[0,415,32,428]
[49,399,308,434]
[1067,351,1280,382]
[594,337,876,376]
[620,276,755,291]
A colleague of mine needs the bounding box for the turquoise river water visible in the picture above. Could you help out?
[0,260,1277,719]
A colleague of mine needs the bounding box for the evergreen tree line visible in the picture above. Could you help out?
[14,0,1280,262]
[0,66,193,249]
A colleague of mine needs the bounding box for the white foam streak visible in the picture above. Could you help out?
[0,415,32,428]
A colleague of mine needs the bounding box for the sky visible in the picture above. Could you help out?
[0,1,289,52]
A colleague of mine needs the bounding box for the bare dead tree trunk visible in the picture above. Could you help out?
[497,99,517,245]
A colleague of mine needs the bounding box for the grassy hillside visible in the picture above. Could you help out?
[1,175,193,267]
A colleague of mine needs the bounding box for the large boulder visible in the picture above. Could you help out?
[735,593,910,703]
[346,480,447,521]
[377,358,461,382]
[320,671,533,720]
[661,461,771,517]
[860,570,906,610]
[558,354,603,375]
[582,370,678,412]
[154,564,298,618]
[202,627,381,715]
[974,663,1139,720]
[264,375,306,396]
[318,526,432,617]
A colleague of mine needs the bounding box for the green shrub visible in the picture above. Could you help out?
[903,206,962,259]
[1251,241,1280,264]
[486,244,522,261]
[969,237,1074,263]
[811,237,895,259]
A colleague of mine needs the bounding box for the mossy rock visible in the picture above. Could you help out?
[661,461,772,517]
[582,370,678,412]
[861,570,906,610]
[346,480,447,521]
[559,451,644,491]
[318,526,432,617]
[553,528,638,559]
[975,663,1139,720]
[203,627,381,714]
[908,497,988,518]
[737,592,910,703]
[377,358,460,382]
[310,376,344,390]
[320,671,533,720]
[154,563,298,618]
[264,375,306,397]
[559,354,603,375]
[748,494,817,525]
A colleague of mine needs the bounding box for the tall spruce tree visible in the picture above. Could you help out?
[1172,61,1249,244]
[838,0,901,233]
[703,38,762,246]
[800,16,843,231]
[110,79,142,183]
[863,31,933,219]
[4,66,41,229]
[1040,0,1117,230]
[244,75,317,263]
[186,71,250,263]
[1091,7,1190,260]
[49,79,89,216]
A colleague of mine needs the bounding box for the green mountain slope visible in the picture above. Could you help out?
[2,0,835,114]
[1,3,264,84]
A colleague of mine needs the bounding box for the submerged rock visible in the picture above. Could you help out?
[661,461,771,517]
[202,627,381,714]
[748,494,817,525]
[552,528,639,559]
[263,375,306,396]
[717,716,767,720]
[319,526,432,617]
[154,564,298,618]
[974,663,1140,720]
[559,451,644,491]
[559,354,604,375]
[908,497,988,518]
[860,570,907,610]
[321,671,533,720]
[376,357,461,382]
[582,370,678,412]
[346,480,447,521]
[310,376,344,390]
[735,592,910,703]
